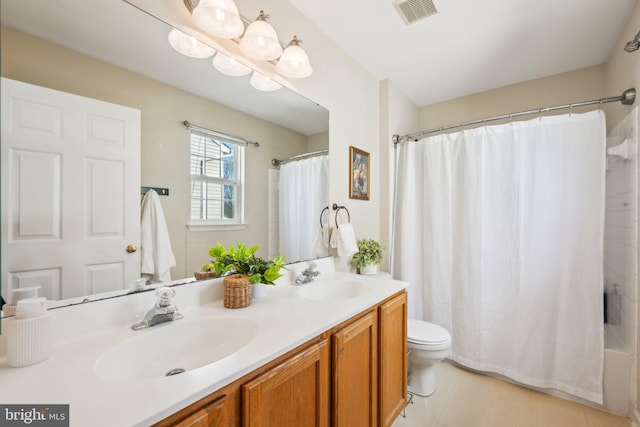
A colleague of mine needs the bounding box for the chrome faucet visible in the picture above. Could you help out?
[131,287,183,331]
[295,262,321,285]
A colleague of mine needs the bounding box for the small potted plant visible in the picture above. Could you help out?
[351,238,384,275]
[200,243,286,305]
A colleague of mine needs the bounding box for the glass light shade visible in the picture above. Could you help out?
[192,0,244,39]
[250,71,282,92]
[212,52,251,77]
[276,38,313,78]
[239,13,283,61]
[168,29,216,59]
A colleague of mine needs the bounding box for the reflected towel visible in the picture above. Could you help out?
[312,226,330,257]
[140,189,176,284]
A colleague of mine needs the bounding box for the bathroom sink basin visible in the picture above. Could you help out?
[297,280,366,301]
[94,317,259,381]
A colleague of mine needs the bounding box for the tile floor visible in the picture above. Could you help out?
[392,361,631,427]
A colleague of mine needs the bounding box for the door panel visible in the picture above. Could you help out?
[1,77,141,300]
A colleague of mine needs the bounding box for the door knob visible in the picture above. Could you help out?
[126,244,137,253]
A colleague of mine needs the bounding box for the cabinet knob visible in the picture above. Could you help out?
[126,244,137,253]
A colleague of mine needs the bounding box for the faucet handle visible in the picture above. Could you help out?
[306,261,317,272]
[155,287,176,307]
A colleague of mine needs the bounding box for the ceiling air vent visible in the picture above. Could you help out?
[393,0,438,25]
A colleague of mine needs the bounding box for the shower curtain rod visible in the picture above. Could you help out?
[392,88,636,145]
[183,120,260,147]
[271,149,329,166]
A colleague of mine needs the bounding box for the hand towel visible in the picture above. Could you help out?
[330,225,339,249]
[140,189,176,284]
[337,223,358,257]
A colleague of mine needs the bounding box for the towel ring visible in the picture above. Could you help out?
[332,204,351,228]
[319,206,329,228]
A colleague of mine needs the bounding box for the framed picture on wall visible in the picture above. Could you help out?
[349,146,370,200]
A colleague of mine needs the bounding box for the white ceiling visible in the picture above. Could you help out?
[2,0,636,118]
[288,0,637,107]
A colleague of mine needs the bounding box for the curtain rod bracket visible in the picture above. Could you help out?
[622,88,636,105]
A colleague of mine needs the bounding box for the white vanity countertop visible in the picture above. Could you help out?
[0,262,407,427]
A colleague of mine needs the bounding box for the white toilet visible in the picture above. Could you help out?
[407,319,452,396]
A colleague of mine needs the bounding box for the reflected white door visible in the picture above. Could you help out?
[1,78,141,300]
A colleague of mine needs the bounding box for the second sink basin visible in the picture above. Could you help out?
[297,280,366,301]
[95,317,259,381]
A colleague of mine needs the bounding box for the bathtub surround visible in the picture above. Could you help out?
[393,110,606,403]
[603,106,639,415]
[605,107,639,354]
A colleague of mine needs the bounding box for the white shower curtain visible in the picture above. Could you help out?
[392,110,606,403]
[279,155,329,263]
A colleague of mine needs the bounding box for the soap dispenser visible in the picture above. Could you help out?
[3,286,41,317]
[6,297,53,368]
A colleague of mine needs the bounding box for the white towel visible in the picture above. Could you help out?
[140,190,176,284]
[312,226,330,257]
[335,223,358,257]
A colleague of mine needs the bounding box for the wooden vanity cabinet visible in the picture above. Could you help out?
[155,290,407,427]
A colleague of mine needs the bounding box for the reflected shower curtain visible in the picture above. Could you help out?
[392,110,606,403]
[279,155,329,263]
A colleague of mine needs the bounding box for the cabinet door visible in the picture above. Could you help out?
[332,310,378,427]
[173,395,227,427]
[243,340,330,427]
[379,292,408,427]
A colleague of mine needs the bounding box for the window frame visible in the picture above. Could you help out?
[187,128,246,231]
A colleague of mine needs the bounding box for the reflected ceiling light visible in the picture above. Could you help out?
[168,28,216,58]
[212,52,252,76]
[192,0,244,39]
[239,11,283,61]
[250,71,282,92]
[276,36,313,78]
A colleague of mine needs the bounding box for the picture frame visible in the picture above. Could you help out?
[349,146,370,200]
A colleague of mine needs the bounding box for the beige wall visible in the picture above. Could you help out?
[1,26,313,278]
[379,80,420,272]
[604,2,640,132]
[418,64,607,132]
[307,131,329,153]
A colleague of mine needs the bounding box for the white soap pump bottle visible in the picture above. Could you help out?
[7,297,53,368]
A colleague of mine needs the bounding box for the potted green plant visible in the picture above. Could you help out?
[200,243,286,300]
[351,238,384,275]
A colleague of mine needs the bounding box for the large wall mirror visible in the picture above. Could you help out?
[0,0,330,314]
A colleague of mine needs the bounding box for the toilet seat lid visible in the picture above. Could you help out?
[407,319,451,346]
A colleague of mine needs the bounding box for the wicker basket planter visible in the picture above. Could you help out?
[223,274,252,309]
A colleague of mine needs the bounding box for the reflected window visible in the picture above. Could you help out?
[189,129,244,225]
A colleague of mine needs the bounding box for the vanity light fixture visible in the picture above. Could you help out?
[168,28,216,58]
[239,11,283,61]
[250,71,282,92]
[276,36,313,78]
[172,1,314,91]
[192,0,244,39]
[212,51,252,76]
